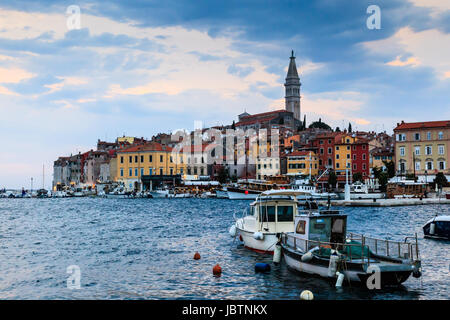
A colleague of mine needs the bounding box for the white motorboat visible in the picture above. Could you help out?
[227,186,261,200]
[423,216,450,240]
[52,191,67,198]
[230,190,309,253]
[281,207,422,287]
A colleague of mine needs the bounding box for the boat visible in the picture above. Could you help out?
[215,188,229,199]
[423,216,450,240]
[291,181,338,200]
[149,188,192,198]
[52,191,67,198]
[227,186,261,200]
[280,202,422,287]
[230,190,310,253]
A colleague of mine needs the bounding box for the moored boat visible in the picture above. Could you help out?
[281,206,422,287]
[230,190,309,253]
[423,216,450,240]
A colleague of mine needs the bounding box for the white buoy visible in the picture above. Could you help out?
[253,232,264,240]
[229,225,237,237]
[328,254,339,277]
[301,251,313,262]
[335,272,345,287]
[273,244,281,264]
[300,290,314,300]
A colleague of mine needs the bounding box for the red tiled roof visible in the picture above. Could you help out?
[394,120,450,131]
[117,142,172,153]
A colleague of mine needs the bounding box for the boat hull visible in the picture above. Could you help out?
[282,244,413,286]
[227,191,259,200]
[237,227,278,253]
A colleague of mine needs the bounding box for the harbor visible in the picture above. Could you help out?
[0,197,448,299]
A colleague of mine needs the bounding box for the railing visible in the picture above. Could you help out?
[347,232,418,261]
[282,232,418,265]
[282,233,373,265]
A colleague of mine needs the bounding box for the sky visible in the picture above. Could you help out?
[0,0,449,189]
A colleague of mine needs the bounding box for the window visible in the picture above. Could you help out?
[159,168,164,175]
[328,147,332,154]
[160,155,163,162]
[414,133,420,141]
[346,154,350,159]
[438,145,444,155]
[353,163,357,170]
[320,148,324,154]
[397,134,406,141]
[259,206,276,222]
[362,153,366,160]
[332,219,344,233]
[439,161,446,170]
[426,161,433,170]
[149,168,153,175]
[135,168,138,176]
[149,155,153,162]
[415,146,420,155]
[328,158,333,166]
[276,206,293,222]
[400,147,405,156]
[129,156,132,163]
[415,162,421,171]
[353,145,356,150]
[425,146,432,155]
[120,156,124,164]
[296,220,306,234]
[336,163,340,168]
[336,154,340,159]
[120,168,124,177]
[336,146,340,151]
[347,146,350,150]
[328,139,331,144]
[135,156,138,163]
[438,132,443,140]
[129,168,133,176]
[362,164,366,170]
[426,132,431,140]
[353,154,356,160]
[170,168,174,175]
[140,168,144,176]
[362,145,366,150]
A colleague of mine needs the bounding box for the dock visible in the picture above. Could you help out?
[319,198,450,207]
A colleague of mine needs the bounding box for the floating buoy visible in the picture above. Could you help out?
[193,252,201,260]
[253,232,264,240]
[335,271,345,287]
[273,244,281,264]
[213,264,222,276]
[328,253,339,277]
[239,234,243,242]
[245,190,249,195]
[229,225,237,237]
[255,263,271,273]
[300,290,314,300]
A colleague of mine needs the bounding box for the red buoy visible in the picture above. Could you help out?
[245,190,249,195]
[213,264,222,276]
[193,252,201,260]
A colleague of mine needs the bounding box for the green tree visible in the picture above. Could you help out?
[352,172,363,183]
[372,166,382,180]
[303,115,306,130]
[309,118,332,131]
[335,127,341,132]
[382,160,395,178]
[328,171,337,190]
[348,122,352,133]
[378,172,389,192]
[231,121,236,130]
[434,172,448,188]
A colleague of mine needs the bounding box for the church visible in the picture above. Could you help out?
[235,51,302,132]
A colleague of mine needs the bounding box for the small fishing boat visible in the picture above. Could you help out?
[280,202,422,287]
[227,186,261,200]
[230,190,308,253]
[423,216,450,240]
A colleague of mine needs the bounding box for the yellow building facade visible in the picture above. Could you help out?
[116,142,186,190]
[394,121,450,176]
[334,135,355,173]
[287,151,319,176]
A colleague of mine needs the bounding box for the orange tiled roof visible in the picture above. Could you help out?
[394,120,450,131]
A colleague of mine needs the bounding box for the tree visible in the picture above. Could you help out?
[303,115,306,130]
[335,127,341,132]
[352,172,363,183]
[328,171,337,190]
[309,118,332,131]
[372,166,382,180]
[434,172,448,188]
[216,166,229,184]
[348,122,352,133]
[378,172,389,192]
[382,160,395,178]
[231,121,236,130]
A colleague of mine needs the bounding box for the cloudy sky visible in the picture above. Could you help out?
[0,0,449,188]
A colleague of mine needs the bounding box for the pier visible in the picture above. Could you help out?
[320,198,450,207]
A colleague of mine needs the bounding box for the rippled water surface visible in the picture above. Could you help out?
[0,198,448,299]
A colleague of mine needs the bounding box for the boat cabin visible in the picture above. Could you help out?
[248,195,298,233]
[293,211,347,248]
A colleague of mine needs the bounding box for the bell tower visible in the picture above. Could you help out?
[284,50,301,120]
